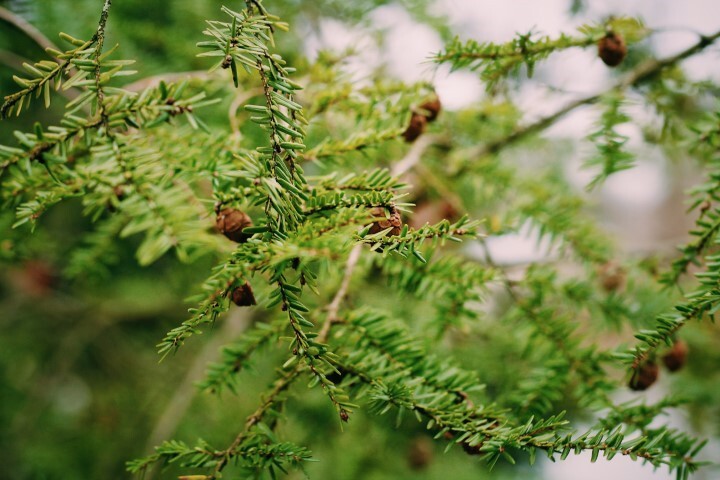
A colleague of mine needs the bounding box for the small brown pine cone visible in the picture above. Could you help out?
[221,54,233,69]
[369,206,403,236]
[216,208,253,243]
[700,200,712,214]
[629,361,659,391]
[598,32,627,67]
[231,282,256,307]
[419,97,442,122]
[598,261,626,293]
[407,437,433,470]
[113,185,126,200]
[339,409,349,422]
[662,340,688,372]
[402,113,427,143]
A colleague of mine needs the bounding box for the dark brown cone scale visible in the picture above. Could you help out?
[419,97,442,122]
[369,206,402,236]
[402,113,427,143]
[113,185,126,200]
[629,361,659,391]
[662,340,688,372]
[216,208,253,243]
[598,261,625,293]
[598,32,627,67]
[407,437,433,470]
[231,282,256,307]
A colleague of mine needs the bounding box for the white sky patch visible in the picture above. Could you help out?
[370,5,443,81]
[432,0,576,40]
[433,65,484,110]
[547,105,598,142]
[301,17,380,83]
[537,48,611,94]
[468,221,558,266]
[601,155,670,208]
[546,450,674,480]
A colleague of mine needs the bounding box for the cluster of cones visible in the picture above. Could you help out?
[402,97,442,143]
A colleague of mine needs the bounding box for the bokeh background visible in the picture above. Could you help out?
[1,0,720,479]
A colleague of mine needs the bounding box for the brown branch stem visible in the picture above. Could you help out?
[211,364,303,478]
[318,244,362,343]
[93,0,113,128]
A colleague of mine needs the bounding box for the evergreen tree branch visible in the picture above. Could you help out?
[0,35,95,118]
[210,363,304,478]
[344,354,703,476]
[661,114,720,287]
[93,0,113,128]
[5,2,712,478]
[434,18,648,87]
[145,310,252,456]
[479,241,615,411]
[456,29,720,173]
[617,108,720,373]
[199,318,286,395]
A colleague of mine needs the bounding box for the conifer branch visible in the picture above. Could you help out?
[209,364,304,478]
[93,0,113,128]
[0,35,95,118]
[479,241,615,410]
[4,2,715,479]
[618,106,720,374]
[456,29,720,171]
[434,18,648,87]
[661,115,720,287]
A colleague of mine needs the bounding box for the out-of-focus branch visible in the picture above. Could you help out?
[459,29,720,170]
[391,134,437,177]
[144,309,252,454]
[123,70,211,92]
[318,244,362,342]
[0,6,59,52]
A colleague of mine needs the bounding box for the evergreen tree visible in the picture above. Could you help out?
[1,1,719,479]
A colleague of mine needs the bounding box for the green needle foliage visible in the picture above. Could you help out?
[2,1,720,479]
